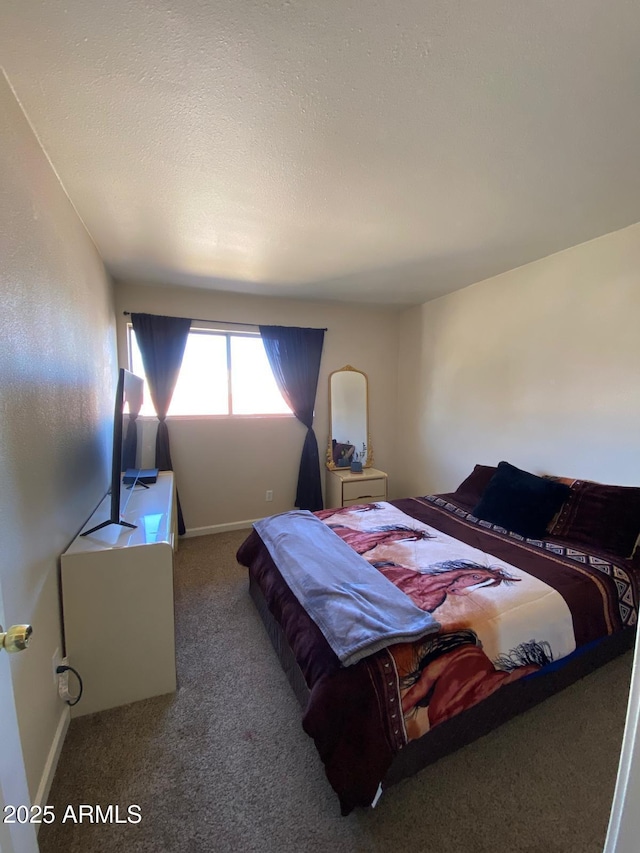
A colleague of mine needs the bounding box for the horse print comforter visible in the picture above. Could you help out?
[236,494,638,815]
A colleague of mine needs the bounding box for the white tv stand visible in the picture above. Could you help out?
[61,472,177,717]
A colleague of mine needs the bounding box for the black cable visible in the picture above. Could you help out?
[56,665,84,707]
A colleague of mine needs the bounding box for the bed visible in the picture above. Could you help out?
[236,462,640,815]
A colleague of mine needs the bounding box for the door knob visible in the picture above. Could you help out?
[0,624,33,653]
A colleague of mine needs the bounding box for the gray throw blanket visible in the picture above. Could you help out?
[254,510,440,666]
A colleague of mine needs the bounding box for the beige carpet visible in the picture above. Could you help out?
[40,530,632,853]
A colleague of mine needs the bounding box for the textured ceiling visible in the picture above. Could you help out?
[2,0,640,305]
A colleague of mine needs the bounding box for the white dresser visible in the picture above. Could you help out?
[60,472,177,716]
[326,467,388,508]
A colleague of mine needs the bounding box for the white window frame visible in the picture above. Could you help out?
[126,322,294,420]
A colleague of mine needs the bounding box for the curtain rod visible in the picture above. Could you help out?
[122,311,327,331]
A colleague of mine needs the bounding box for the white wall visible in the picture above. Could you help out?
[0,75,117,800]
[113,281,401,531]
[396,222,640,497]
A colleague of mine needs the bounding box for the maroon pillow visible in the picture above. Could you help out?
[453,464,498,506]
[550,479,640,558]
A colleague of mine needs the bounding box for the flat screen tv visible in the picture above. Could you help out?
[82,368,145,536]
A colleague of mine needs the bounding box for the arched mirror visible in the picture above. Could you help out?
[326,365,373,469]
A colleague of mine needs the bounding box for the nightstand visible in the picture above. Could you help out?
[326,467,388,508]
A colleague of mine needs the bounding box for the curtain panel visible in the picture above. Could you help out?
[131,312,191,535]
[260,325,325,512]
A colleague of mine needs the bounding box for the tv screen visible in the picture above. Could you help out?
[82,368,145,536]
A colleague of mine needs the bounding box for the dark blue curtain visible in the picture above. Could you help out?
[131,312,191,534]
[260,325,325,512]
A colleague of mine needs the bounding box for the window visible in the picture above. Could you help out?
[127,325,292,417]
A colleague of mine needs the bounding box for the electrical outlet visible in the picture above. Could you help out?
[52,648,62,686]
[265,490,273,502]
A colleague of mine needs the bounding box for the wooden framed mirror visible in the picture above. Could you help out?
[326,365,373,469]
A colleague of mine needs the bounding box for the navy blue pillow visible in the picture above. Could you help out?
[472,461,571,539]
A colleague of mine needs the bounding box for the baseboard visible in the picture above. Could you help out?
[183,518,260,538]
[34,705,70,830]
